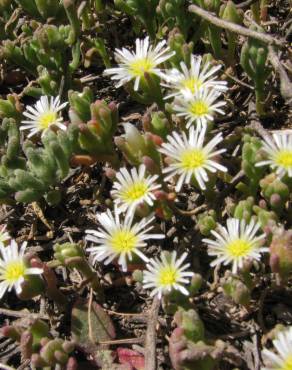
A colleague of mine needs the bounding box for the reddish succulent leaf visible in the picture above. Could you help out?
[117,347,145,370]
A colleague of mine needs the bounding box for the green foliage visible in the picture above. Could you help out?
[77,100,118,162]
[221,272,251,306]
[0,1,111,97]
[0,118,79,204]
[169,307,224,370]
[31,338,75,367]
[260,173,289,215]
[233,197,254,223]
[157,0,193,38]
[1,318,76,367]
[197,210,217,236]
[71,298,115,366]
[115,122,161,168]
[2,318,50,348]
[219,1,243,63]
[240,27,270,115]
[0,95,22,121]
[237,134,266,196]
[114,0,158,38]
[174,308,205,343]
[145,111,171,140]
[168,28,193,68]
[253,205,278,228]
[1,22,81,95]
[54,242,103,298]
[189,273,203,296]
[68,87,94,123]
[15,0,64,19]
[0,91,121,205]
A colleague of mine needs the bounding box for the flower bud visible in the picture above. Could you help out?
[189,274,203,296]
[124,122,145,154]
[54,243,84,264]
[142,155,159,173]
[1,325,21,341]
[105,167,116,179]
[153,190,168,200]
[54,350,68,364]
[132,269,143,283]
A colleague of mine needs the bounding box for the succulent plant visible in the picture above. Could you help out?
[54,242,103,299]
[240,26,270,115]
[169,308,225,370]
[1,318,76,368]
[0,117,80,204]
[260,173,289,215]
[237,134,266,196]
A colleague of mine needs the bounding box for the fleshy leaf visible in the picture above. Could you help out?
[71,298,116,356]
[117,348,145,370]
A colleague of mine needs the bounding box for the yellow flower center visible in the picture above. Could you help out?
[3,261,26,283]
[226,239,253,258]
[190,100,209,116]
[39,111,57,129]
[275,150,292,169]
[180,149,206,170]
[129,58,154,77]
[279,355,292,370]
[182,77,202,93]
[121,181,149,203]
[110,230,138,253]
[158,266,178,286]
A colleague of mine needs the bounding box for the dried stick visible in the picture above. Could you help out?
[99,337,145,345]
[236,0,259,8]
[188,4,286,47]
[0,364,16,370]
[0,308,49,321]
[144,297,160,370]
[88,288,94,343]
[268,46,292,106]
[247,101,271,139]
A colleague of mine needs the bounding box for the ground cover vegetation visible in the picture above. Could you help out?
[0,0,291,369]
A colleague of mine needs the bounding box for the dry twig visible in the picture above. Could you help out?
[236,0,261,8]
[88,288,94,343]
[0,364,16,370]
[268,46,292,106]
[188,4,286,47]
[0,308,49,321]
[247,102,272,139]
[144,297,160,370]
[99,337,145,345]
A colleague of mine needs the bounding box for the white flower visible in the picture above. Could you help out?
[0,240,43,299]
[111,164,161,213]
[159,124,227,192]
[203,218,268,274]
[104,36,175,91]
[173,89,226,129]
[20,96,68,138]
[256,132,292,178]
[161,55,227,100]
[86,209,164,272]
[143,251,194,299]
[0,225,10,246]
[262,327,292,370]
